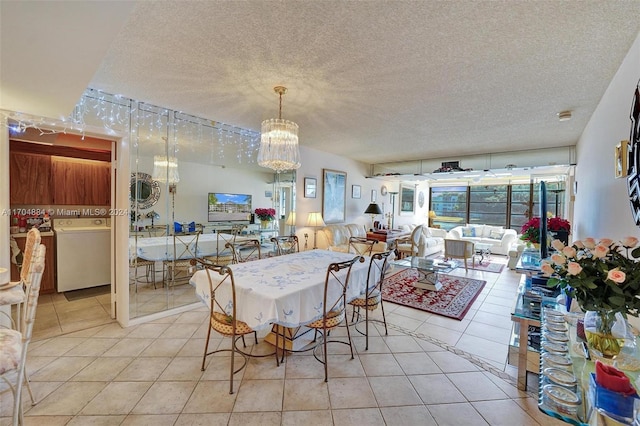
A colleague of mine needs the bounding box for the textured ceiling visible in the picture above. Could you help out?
[3,1,640,166]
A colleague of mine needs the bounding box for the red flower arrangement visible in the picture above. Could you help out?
[520,217,571,244]
[255,208,276,221]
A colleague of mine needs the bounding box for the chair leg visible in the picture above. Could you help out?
[344,312,354,361]
[201,322,212,371]
[323,325,329,382]
[229,333,235,394]
[380,301,388,336]
[365,305,369,351]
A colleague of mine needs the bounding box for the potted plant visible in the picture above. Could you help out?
[255,208,276,228]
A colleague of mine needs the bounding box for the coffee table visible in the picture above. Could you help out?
[391,256,456,291]
[474,242,492,265]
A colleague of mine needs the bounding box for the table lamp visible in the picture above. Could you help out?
[428,210,437,227]
[306,212,325,249]
[364,203,383,230]
[285,211,296,235]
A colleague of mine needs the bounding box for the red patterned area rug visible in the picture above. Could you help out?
[381,268,486,320]
[433,256,505,274]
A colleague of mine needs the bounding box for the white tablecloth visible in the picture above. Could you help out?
[190,249,379,330]
[129,233,249,261]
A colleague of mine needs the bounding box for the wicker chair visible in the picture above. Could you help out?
[305,255,364,382]
[0,243,45,426]
[194,259,279,394]
[444,239,475,271]
[270,235,300,256]
[349,250,394,350]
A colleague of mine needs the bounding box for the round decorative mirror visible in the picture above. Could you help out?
[130,172,160,210]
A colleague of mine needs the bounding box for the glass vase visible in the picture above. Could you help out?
[260,220,270,229]
[584,310,622,358]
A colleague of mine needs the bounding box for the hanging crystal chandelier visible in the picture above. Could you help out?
[152,155,180,184]
[258,86,301,172]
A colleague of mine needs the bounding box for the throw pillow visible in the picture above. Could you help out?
[489,229,505,240]
[461,227,476,237]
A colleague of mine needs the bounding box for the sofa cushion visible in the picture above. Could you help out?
[461,227,476,237]
[488,229,505,240]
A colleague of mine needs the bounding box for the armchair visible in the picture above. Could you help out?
[444,239,475,271]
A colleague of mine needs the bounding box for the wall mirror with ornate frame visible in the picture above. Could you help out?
[130,172,160,210]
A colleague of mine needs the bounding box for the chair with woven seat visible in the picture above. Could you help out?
[129,234,158,290]
[209,225,244,265]
[396,224,426,259]
[227,239,262,264]
[349,249,394,350]
[348,236,376,256]
[163,231,200,288]
[305,255,364,382]
[0,243,46,426]
[194,259,279,394]
[444,238,475,271]
[270,235,300,256]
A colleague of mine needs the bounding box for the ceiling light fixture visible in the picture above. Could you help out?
[557,110,572,122]
[258,86,301,172]
[152,155,180,184]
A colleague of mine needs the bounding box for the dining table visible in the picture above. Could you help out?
[129,233,250,261]
[189,249,378,349]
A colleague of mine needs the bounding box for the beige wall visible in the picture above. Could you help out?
[574,32,640,241]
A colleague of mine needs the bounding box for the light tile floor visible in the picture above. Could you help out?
[1,255,567,425]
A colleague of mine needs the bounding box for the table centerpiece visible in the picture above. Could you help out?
[541,237,640,357]
[255,208,276,229]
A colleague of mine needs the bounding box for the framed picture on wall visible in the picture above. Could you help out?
[304,177,317,198]
[615,140,629,178]
[399,183,415,215]
[322,169,347,223]
[352,185,361,199]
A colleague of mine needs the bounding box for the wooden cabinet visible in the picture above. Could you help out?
[10,234,56,294]
[9,152,52,205]
[51,156,111,205]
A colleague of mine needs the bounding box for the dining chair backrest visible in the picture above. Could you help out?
[20,228,41,284]
[201,262,237,320]
[227,239,261,264]
[22,244,46,345]
[365,249,394,294]
[216,225,244,261]
[349,236,376,256]
[173,231,201,261]
[148,225,168,237]
[270,235,300,256]
[322,255,364,318]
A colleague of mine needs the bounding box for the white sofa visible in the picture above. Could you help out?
[447,224,517,256]
[318,224,388,254]
[397,224,447,257]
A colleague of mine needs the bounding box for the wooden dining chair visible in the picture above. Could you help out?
[0,243,46,426]
[227,239,262,264]
[270,235,300,256]
[349,250,394,350]
[193,258,279,394]
[305,255,364,382]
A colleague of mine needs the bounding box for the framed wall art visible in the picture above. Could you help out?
[304,177,317,198]
[399,183,415,215]
[322,169,346,223]
[352,185,361,199]
[615,140,629,178]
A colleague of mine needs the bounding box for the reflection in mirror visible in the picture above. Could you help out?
[272,170,296,236]
[130,172,160,210]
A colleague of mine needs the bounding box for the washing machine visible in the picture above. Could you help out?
[54,218,111,292]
